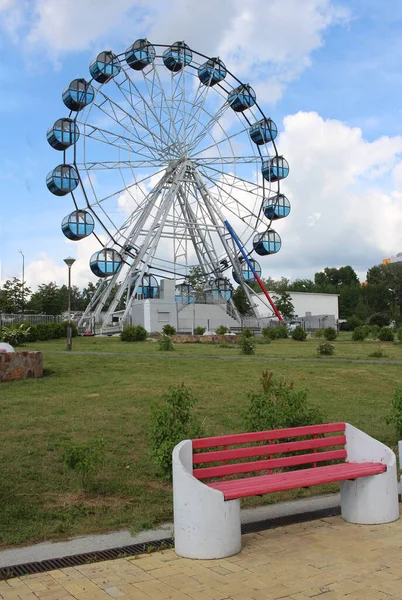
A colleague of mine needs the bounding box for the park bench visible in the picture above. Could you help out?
[173,422,399,559]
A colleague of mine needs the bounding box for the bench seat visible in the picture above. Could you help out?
[173,423,399,559]
[209,461,386,500]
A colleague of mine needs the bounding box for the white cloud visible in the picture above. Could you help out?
[25,235,102,290]
[262,111,402,281]
[1,0,349,102]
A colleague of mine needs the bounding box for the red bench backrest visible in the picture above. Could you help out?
[192,422,346,481]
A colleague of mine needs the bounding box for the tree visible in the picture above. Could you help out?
[28,282,63,315]
[232,286,253,316]
[272,291,294,319]
[0,278,31,313]
[187,266,205,292]
[289,279,315,292]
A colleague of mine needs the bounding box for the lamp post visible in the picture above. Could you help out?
[63,257,76,351]
[18,250,25,315]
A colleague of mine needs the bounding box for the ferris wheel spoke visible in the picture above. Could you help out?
[191,122,256,158]
[200,163,263,192]
[199,168,262,225]
[143,66,181,149]
[94,88,166,157]
[90,101,162,160]
[186,101,231,153]
[194,156,262,166]
[76,159,167,170]
[89,165,167,207]
[77,121,162,160]
[114,75,180,153]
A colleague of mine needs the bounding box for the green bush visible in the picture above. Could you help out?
[61,438,106,489]
[244,371,325,432]
[22,323,38,342]
[262,325,288,340]
[239,335,255,355]
[194,326,206,335]
[314,329,324,338]
[0,324,31,346]
[150,384,203,480]
[352,326,366,341]
[291,326,307,341]
[368,324,380,339]
[241,328,254,338]
[387,386,402,441]
[323,327,337,341]
[368,348,387,358]
[162,324,176,336]
[36,323,52,341]
[368,313,390,328]
[120,325,147,342]
[317,341,335,356]
[215,325,229,335]
[378,327,394,342]
[47,322,63,339]
[398,328,402,342]
[158,333,175,351]
[346,315,362,331]
[255,337,271,345]
[60,321,78,338]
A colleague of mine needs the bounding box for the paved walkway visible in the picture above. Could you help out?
[2,511,402,599]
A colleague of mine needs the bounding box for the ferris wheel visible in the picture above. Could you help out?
[46,40,291,326]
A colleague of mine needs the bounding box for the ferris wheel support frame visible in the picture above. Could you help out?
[99,160,190,326]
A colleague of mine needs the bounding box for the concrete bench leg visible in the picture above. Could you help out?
[173,440,241,559]
[341,424,399,525]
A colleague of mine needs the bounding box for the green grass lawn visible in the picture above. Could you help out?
[0,335,401,548]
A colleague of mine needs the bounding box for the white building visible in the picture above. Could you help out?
[255,290,339,328]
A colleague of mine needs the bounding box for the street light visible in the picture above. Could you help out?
[18,250,25,315]
[63,257,76,351]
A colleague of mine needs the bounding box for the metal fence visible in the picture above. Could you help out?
[0,314,62,327]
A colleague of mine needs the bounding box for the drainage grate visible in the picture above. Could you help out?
[0,506,341,580]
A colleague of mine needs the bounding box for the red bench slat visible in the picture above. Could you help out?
[192,422,346,449]
[192,435,346,465]
[193,449,347,480]
[208,462,386,500]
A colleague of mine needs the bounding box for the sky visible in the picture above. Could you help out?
[1,0,402,289]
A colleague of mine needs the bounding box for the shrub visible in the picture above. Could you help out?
[323,327,337,341]
[22,323,38,342]
[0,324,31,346]
[291,326,307,341]
[215,325,229,335]
[162,324,176,336]
[244,371,325,432]
[60,321,78,338]
[47,322,63,339]
[368,324,380,339]
[61,438,106,489]
[120,325,147,342]
[398,328,402,342]
[36,323,53,341]
[346,315,362,331]
[368,313,390,328]
[317,341,335,356]
[314,329,324,338]
[378,327,394,342]
[368,348,387,358]
[239,335,255,355]
[194,326,206,335]
[241,327,254,338]
[262,325,288,340]
[255,337,271,345]
[149,384,203,480]
[352,326,366,341]
[387,386,402,441]
[158,333,175,351]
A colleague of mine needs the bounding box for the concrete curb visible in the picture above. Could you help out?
[0,493,340,569]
